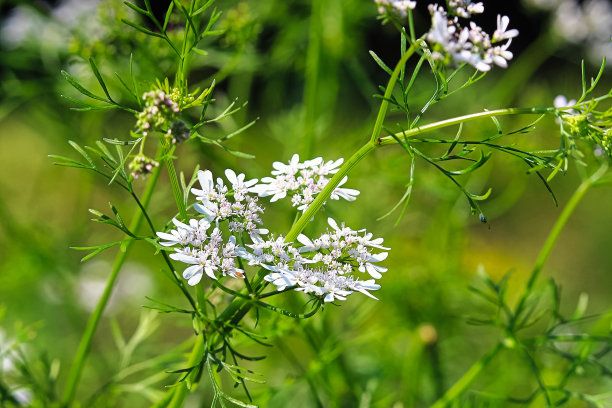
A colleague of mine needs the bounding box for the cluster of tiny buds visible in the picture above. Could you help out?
[252,154,360,212]
[374,0,416,18]
[128,154,159,179]
[135,89,181,136]
[554,95,612,157]
[426,3,518,72]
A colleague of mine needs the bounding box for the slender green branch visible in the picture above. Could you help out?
[61,161,163,407]
[371,39,424,143]
[430,343,504,408]
[130,191,198,311]
[377,107,556,146]
[511,162,609,330]
[302,0,323,158]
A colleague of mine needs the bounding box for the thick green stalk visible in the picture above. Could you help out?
[430,343,503,408]
[511,163,608,329]
[287,140,377,242]
[166,334,206,408]
[61,164,162,407]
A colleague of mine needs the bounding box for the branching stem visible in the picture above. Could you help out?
[61,158,163,407]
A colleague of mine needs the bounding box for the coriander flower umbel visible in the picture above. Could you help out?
[157,218,246,285]
[426,3,518,72]
[157,166,390,302]
[191,169,268,240]
[157,168,267,285]
[263,218,390,303]
[252,154,360,212]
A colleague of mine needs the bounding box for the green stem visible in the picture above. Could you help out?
[61,163,163,407]
[302,0,322,158]
[430,343,503,408]
[511,163,608,330]
[370,39,424,143]
[166,334,206,408]
[286,140,378,242]
[377,107,555,146]
[162,137,187,219]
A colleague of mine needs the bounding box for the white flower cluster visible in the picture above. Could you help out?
[192,169,268,239]
[258,218,389,303]
[427,4,518,72]
[157,169,265,285]
[252,154,360,212]
[375,0,417,18]
[156,164,389,303]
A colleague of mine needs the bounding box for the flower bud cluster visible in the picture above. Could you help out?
[555,95,612,157]
[135,89,181,136]
[375,0,416,19]
[251,154,360,212]
[157,162,389,303]
[128,154,159,179]
[426,3,518,72]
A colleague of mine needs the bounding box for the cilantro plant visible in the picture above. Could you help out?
[2,1,612,407]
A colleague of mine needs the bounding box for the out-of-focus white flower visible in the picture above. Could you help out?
[76,261,155,313]
[524,0,612,65]
[448,0,484,18]
[375,0,416,19]
[554,95,577,110]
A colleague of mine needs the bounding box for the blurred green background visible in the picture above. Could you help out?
[1,0,612,406]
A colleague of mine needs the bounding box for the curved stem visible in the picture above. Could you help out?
[511,162,609,330]
[61,163,163,407]
[430,343,503,408]
[131,191,198,312]
[286,140,378,242]
[370,39,424,143]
